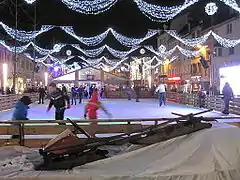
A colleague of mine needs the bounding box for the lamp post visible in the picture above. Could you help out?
[44,72,48,87]
[3,63,8,93]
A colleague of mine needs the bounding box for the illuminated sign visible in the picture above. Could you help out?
[168,77,181,81]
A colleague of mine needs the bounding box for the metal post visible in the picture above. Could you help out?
[12,0,18,94]
[32,1,37,87]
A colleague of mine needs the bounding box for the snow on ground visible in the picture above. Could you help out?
[0,98,239,123]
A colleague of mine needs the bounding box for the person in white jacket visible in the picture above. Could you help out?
[155,82,167,106]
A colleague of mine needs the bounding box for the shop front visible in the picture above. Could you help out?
[167,76,182,92]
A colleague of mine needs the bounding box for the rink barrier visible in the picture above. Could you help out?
[0,93,38,112]
[167,92,240,115]
[0,118,161,148]
[0,118,240,148]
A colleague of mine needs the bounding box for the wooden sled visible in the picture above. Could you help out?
[35,109,215,170]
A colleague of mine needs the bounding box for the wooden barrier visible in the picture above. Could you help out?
[0,93,38,112]
[106,91,153,99]
[1,116,240,148]
[167,92,240,115]
[0,118,163,148]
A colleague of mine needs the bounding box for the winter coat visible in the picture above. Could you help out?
[12,101,29,120]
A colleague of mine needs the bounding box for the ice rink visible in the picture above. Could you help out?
[0,98,239,124]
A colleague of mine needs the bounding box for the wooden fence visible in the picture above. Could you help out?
[106,91,152,99]
[0,119,163,148]
[0,93,38,112]
[167,92,240,115]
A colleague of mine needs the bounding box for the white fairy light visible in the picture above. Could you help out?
[205,2,218,15]
[140,48,146,55]
[66,50,72,56]
[158,45,166,52]
[24,0,36,4]
[0,23,53,42]
[61,0,119,15]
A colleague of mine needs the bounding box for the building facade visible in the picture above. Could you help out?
[0,45,49,94]
[156,6,239,95]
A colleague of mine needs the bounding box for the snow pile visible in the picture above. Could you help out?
[0,154,34,171]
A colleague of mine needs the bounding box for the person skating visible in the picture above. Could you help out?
[84,89,112,137]
[222,82,234,114]
[47,82,71,125]
[134,85,140,102]
[155,82,167,107]
[38,86,46,104]
[12,96,32,139]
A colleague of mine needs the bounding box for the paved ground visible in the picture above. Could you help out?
[0,98,239,123]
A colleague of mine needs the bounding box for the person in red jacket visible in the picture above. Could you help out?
[84,89,112,137]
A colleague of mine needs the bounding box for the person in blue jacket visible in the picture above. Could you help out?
[12,96,32,138]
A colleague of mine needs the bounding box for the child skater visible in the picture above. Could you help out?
[84,89,112,137]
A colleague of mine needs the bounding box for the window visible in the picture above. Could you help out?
[226,23,232,34]
[214,48,222,57]
[229,47,234,55]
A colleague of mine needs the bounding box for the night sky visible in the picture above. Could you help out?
[0,0,234,59]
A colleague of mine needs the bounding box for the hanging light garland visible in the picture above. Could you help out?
[23,0,240,23]
[61,0,119,15]
[166,30,240,48]
[133,0,199,22]
[0,23,54,42]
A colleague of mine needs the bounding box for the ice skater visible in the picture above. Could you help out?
[12,96,32,139]
[47,82,71,125]
[155,82,167,107]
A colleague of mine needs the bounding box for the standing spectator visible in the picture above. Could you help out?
[155,82,167,107]
[78,85,84,104]
[100,87,105,99]
[134,85,140,102]
[71,86,78,105]
[47,82,70,125]
[198,88,206,108]
[38,86,46,104]
[62,84,67,95]
[222,82,234,114]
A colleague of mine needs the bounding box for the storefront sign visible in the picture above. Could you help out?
[168,76,181,82]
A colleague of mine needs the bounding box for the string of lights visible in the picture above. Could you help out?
[166,30,240,48]
[0,23,54,42]
[133,0,199,22]
[145,45,202,58]
[61,27,159,47]
[23,0,240,22]
[61,0,119,14]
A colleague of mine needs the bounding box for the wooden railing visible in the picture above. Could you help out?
[167,92,240,115]
[0,118,162,148]
[106,91,152,98]
[0,93,38,112]
[1,117,240,148]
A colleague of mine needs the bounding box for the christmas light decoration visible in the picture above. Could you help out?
[66,50,72,56]
[205,2,218,15]
[61,27,159,47]
[145,45,202,58]
[23,0,240,23]
[24,0,36,4]
[133,0,199,22]
[0,23,54,42]
[60,26,109,46]
[61,0,119,14]
[166,30,212,47]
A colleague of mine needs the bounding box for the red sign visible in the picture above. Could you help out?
[168,76,181,83]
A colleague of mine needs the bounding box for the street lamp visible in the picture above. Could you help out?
[3,63,8,92]
[44,72,48,87]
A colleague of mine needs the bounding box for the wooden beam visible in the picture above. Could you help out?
[0,124,147,135]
